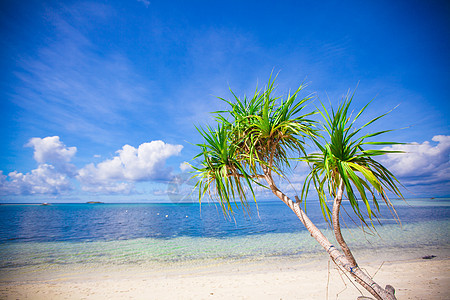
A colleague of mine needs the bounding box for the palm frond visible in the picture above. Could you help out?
[301,91,404,226]
[193,75,317,214]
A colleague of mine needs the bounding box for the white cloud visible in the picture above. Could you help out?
[26,136,77,163]
[27,136,76,164]
[1,138,184,196]
[77,140,183,193]
[76,163,135,194]
[0,136,77,196]
[0,165,72,195]
[381,135,450,185]
[26,136,77,175]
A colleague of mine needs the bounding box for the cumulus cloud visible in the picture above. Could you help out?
[76,163,135,194]
[0,165,72,195]
[26,136,77,175]
[0,136,77,196]
[27,136,76,164]
[381,135,450,190]
[1,138,184,196]
[77,140,183,193]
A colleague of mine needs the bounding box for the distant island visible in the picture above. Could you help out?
[86,201,104,204]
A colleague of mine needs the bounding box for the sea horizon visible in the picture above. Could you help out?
[2,196,449,204]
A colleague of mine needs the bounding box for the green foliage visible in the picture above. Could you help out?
[301,90,404,226]
[193,75,405,227]
[193,122,257,214]
[193,75,316,214]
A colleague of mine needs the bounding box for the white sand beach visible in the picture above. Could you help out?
[1,254,448,300]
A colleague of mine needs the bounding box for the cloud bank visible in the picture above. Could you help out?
[0,137,183,196]
[381,135,450,194]
[77,140,183,193]
[1,135,449,198]
[1,165,71,195]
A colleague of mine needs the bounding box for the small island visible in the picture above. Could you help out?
[86,201,104,204]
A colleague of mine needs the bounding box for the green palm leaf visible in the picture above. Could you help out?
[301,92,404,226]
[193,76,317,214]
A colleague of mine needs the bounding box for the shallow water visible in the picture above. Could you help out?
[0,198,449,281]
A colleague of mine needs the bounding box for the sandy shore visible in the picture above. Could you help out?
[1,254,449,300]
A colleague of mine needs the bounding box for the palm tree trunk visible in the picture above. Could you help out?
[263,173,396,300]
[333,179,358,267]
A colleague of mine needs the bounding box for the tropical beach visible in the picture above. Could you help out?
[2,254,449,299]
[1,200,449,299]
[1,1,449,300]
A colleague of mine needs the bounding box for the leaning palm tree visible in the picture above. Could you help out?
[192,77,403,300]
[301,91,404,300]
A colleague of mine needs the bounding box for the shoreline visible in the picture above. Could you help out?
[1,251,449,299]
[1,200,448,299]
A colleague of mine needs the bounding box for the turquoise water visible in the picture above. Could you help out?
[0,198,449,281]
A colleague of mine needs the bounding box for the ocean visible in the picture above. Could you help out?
[0,198,449,282]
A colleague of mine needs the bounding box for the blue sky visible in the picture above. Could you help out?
[0,0,449,203]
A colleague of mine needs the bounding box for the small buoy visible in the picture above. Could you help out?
[186,215,188,218]
[157,213,159,215]
[165,215,168,218]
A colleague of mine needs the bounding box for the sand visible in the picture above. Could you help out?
[1,254,449,300]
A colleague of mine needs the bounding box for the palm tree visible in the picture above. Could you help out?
[193,77,403,300]
[301,91,404,300]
